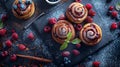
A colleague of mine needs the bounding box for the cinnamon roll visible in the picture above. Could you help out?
[12,0,35,19]
[52,20,75,44]
[66,2,88,24]
[79,23,102,46]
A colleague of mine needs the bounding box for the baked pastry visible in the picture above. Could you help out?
[79,23,102,46]
[12,0,35,19]
[52,20,75,44]
[66,2,88,24]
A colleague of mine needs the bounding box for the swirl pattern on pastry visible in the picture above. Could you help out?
[52,20,75,44]
[66,2,88,23]
[12,0,35,19]
[79,23,102,45]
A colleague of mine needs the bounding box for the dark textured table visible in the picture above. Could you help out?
[0,0,120,67]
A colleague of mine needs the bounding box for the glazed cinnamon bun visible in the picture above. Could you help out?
[52,20,75,44]
[12,0,35,19]
[79,23,102,46]
[66,2,88,24]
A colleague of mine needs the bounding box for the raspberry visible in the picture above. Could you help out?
[111,11,118,18]
[88,9,96,17]
[76,24,82,31]
[1,51,8,57]
[48,18,57,25]
[111,22,118,29]
[72,49,80,56]
[76,44,81,48]
[58,14,66,20]
[0,29,6,36]
[11,29,15,33]
[85,3,93,10]
[1,14,8,22]
[44,26,51,33]
[18,44,26,51]
[28,32,35,40]
[12,32,18,40]
[5,40,12,47]
[10,54,17,61]
[85,16,93,23]
[75,0,82,2]
[92,61,100,67]
[109,6,114,11]
[62,51,70,57]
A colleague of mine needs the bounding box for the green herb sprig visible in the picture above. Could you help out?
[60,32,81,50]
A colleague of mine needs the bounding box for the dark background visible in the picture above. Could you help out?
[0,0,120,67]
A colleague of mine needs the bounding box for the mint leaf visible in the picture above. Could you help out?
[66,32,72,41]
[71,38,81,44]
[60,41,68,50]
[0,20,3,29]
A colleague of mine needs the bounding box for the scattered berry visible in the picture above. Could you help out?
[111,11,118,18]
[28,32,35,40]
[1,51,8,57]
[1,14,8,22]
[72,49,80,56]
[12,32,18,40]
[62,51,70,57]
[58,14,66,20]
[88,9,96,17]
[106,0,112,3]
[85,16,93,23]
[0,29,7,36]
[76,44,81,48]
[111,22,118,29]
[109,6,114,11]
[48,18,57,25]
[18,44,26,51]
[64,57,71,64]
[92,61,100,67]
[85,3,93,10]
[75,0,82,2]
[44,26,51,33]
[76,24,82,31]
[5,40,12,47]
[10,54,17,61]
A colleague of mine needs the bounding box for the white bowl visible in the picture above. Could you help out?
[45,0,61,5]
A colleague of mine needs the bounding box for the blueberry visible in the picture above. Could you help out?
[116,14,120,21]
[106,0,112,3]
[13,4,17,9]
[18,0,22,4]
[106,11,112,16]
[64,57,69,61]
[20,4,26,10]
[65,61,68,64]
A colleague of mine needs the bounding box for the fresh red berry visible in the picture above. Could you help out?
[93,61,100,67]
[111,11,118,18]
[58,14,66,20]
[85,16,93,23]
[76,44,81,48]
[0,29,6,36]
[75,0,82,2]
[10,54,17,61]
[5,40,12,47]
[85,3,93,10]
[76,24,82,31]
[1,51,8,57]
[72,49,80,56]
[12,33,18,40]
[1,14,8,22]
[18,44,26,51]
[109,6,114,11]
[48,18,57,25]
[44,26,51,33]
[111,22,118,29]
[28,32,35,40]
[88,9,96,17]
[62,51,70,57]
